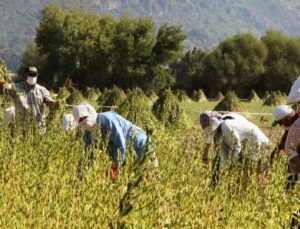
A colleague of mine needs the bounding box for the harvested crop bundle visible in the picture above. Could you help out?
[97,86,126,111]
[249,89,261,102]
[214,91,244,112]
[263,91,286,106]
[217,91,224,101]
[174,89,189,102]
[118,88,157,131]
[192,89,207,102]
[153,89,191,128]
[66,90,85,105]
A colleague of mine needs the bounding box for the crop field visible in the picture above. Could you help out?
[0,98,298,228]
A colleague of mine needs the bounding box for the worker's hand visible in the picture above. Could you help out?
[111,163,118,181]
[289,156,300,174]
[278,149,286,157]
[46,100,60,110]
[202,156,209,165]
[0,80,6,91]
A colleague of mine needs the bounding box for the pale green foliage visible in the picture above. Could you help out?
[263,91,286,106]
[66,90,85,105]
[97,86,126,111]
[0,96,298,227]
[192,89,207,102]
[214,91,245,112]
[153,89,192,129]
[118,88,158,131]
[249,89,261,102]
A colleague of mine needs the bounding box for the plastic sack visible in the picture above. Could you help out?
[62,113,77,131]
[3,106,15,126]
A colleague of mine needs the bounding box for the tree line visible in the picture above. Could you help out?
[19,4,300,97]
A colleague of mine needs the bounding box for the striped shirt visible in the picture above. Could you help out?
[7,82,53,125]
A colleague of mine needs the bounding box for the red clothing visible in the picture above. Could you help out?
[278,111,300,150]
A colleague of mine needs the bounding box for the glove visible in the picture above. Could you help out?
[111,163,118,181]
[46,100,60,110]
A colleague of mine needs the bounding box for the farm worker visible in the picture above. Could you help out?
[200,111,270,166]
[0,66,59,134]
[3,106,15,126]
[287,77,300,105]
[62,113,77,132]
[284,115,300,188]
[271,105,300,163]
[73,103,149,179]
[272,106,300,187]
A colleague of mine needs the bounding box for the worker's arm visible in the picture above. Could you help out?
[110,123,127,165]
[202,128,214,164]
[202,143,211,164]
[0,80,17,98]
[42,87,59,109]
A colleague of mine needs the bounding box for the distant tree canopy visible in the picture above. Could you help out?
[172,32,300,97]
[19,4,300,97]
[21,4,186,92]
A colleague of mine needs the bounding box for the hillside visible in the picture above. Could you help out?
[1,0,300,70]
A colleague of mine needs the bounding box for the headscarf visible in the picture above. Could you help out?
[73,103,98,126]
[200,111,222,130]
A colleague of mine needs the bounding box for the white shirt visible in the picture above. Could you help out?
[220,116,270,159]
[204,113,247,144]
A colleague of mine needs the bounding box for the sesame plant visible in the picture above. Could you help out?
[0,95,298,228]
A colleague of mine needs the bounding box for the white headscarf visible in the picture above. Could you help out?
[62,114,77,132]
[287,77,300,105]
[3,106,15,126]
[273,105,294,121]
[73,103,98,131]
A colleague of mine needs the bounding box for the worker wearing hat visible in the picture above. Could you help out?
[272,105,300,189]
[272,106,300,156]
[200,111,270,165]
[73,103,152,180]
[0,66,59,134]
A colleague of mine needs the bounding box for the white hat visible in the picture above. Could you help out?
[62,114,77,131]
[3,106,15,126]
[287,77,300,104]
[273,105,294,121]
[73,103,98,125]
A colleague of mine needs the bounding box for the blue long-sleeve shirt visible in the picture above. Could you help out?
[83,111,147,163]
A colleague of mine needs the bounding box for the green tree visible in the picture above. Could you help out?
[202,33,267,96]
[261,30,300,92]
[172,47,206,94]
[112,17,155,89]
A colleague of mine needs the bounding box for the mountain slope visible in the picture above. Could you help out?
[1,0,300,70]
